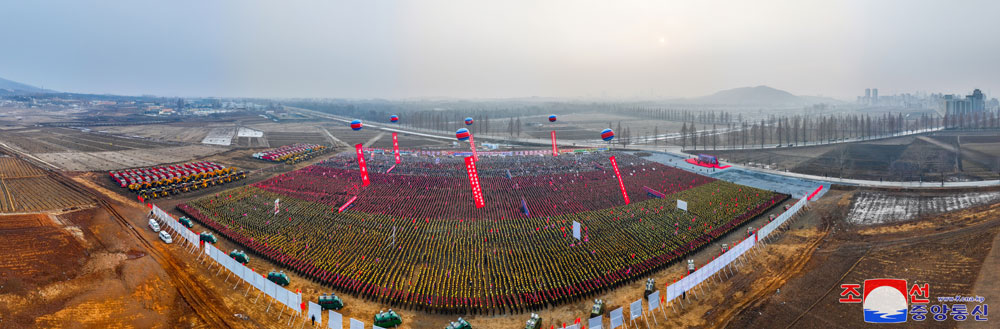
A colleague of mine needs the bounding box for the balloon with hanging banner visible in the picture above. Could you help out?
[601,128,615,141]
[456,128,470,141]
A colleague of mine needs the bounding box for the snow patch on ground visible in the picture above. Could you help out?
[201,127,235,145]
[846,191,1000,225]
[236,127,263,138]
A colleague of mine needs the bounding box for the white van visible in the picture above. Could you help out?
[159,231,173,244]
[149,218,161,232]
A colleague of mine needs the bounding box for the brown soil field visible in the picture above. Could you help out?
[266,132,330,147]
[0,127,178,154]
[0,205,204,328]
[0,157,94,213]
[724,191,1000,329]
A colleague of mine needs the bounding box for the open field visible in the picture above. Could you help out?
[0,157,93,213]
[0,127,178,153]
[266,131,329,147]
[100,123,211,143]
[846,189,1000,225]
[35,145,228,171]
[699,131,1000,181]
[726,191,1000,328]
[0,200,205,328]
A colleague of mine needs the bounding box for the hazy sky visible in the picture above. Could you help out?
[1,0,998,99]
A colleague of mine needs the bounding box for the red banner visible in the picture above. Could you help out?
[338,195,358,213]
[807,185,823,201]
[464,156,485,208]
[469,133,479,161]
[609,156,630,204]
[550,130,558,156]
[392,132,401,164]
[355,144,370,186]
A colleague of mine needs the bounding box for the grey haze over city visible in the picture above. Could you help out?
[1,0,998,99]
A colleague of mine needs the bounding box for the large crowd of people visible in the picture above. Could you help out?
[179,152,788,314]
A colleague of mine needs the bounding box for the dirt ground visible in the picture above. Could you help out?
[723,191,1000,328]
[0,204,202,328]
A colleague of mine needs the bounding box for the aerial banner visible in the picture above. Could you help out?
[338,196,358,213]
[355,144,370,187]
[392,132,401,164]
[551,130,558,156]
[609,156,630,204]
[464,157,485,208]
[677,199,688,211]
[572,221,581,240]
[468,133,479,161]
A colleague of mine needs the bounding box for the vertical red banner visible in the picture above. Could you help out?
[355,144,370,186]
[392,132,401,164]
[464,156,485,208]
[469,133,479,161]
[550,130,558,156]
[609,156,630,204]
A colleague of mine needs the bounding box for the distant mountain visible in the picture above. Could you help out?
[0,76,55,95]
[687,85,841,106]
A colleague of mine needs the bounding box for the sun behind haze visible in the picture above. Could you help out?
[1,0,998,99]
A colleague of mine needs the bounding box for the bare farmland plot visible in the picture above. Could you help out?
[845,191,1000,225]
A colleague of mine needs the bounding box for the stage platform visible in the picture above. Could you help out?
[685,158,731,169]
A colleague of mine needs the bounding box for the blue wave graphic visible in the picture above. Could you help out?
[864,308,908,323]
